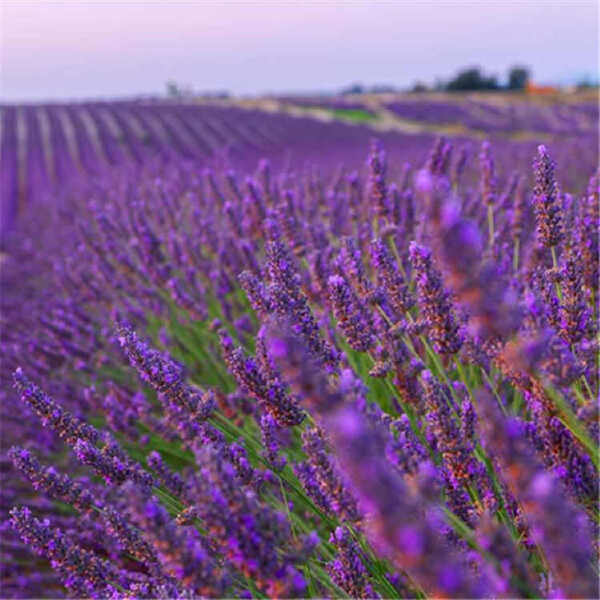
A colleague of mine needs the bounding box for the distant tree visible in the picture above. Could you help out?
[508,66,530,90]
[166,81,182,98]
[410,81,428,93]
[446,67,499,91]
[575,77,599,90]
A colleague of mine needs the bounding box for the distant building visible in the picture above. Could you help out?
[526,81,558,95]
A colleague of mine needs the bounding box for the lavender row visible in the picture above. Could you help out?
[385,98,599,135]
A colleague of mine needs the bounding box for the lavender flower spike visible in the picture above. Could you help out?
[117,324,215,419]
[532,145,563,248]
[408,242,462,354]
[368,139,388,218]
[74,439,154,489]
[328,274,375,352]
[8,447,94,512]
[479,140,497,207]
[370,238,413,316]
[327,526,378,598]
[475,391,597,598]
[9,506,120,596]
[219,329,305,426]
[13,367,100,446]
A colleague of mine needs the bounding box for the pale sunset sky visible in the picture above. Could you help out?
[1,0,598,101]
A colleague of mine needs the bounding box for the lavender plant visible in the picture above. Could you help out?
[1,98,598,599]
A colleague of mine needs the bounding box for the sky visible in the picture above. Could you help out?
[1,0,598,101]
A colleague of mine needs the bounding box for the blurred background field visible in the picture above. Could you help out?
[2,86,598,237]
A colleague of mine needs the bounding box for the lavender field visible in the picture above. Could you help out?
[1,86,599,600]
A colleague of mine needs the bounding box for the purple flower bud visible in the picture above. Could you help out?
[557,247,591,345]
[219,329,304,427]
[9,506,121,595]
[479,140,497,207]
[368,139,388,218]
[8,447,94,511]
[370,238,413,316]
[328,274,375,352]
[117,325,215,420]
[13,368,101,446]
[327,526,377,598]
[337,236,371,296]
[300,426,360,522]
[147,450,184,497]
[532,145,563,248]
[408,243,462,354]
[475,391,597,598]
[259,413,287,471]
[74,439,154,489]
[239,270,272,317]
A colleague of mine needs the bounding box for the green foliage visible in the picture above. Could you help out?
[508,66,530,90]
[446,66,500,91]
[330,108,377,123]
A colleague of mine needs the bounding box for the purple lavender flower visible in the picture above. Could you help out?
[259,413,287,471]
[74,439,154,489]
[264,218,338,367]
[9,506,122,596]
[557,248,592,345]
[532,145,563,248]
[13,368,101,446]
[479,140,497,207]
[336,236,371,296]
[239,270,272,317]
[428,191,523,339]
[408,242,463,354]
[219,329,304,426]
[420,371,493,525]
[475,391,597,598]
[370,238,413,316]
[117,482,230,597]
[294,462,333,514]
[379,413,429,476]
[300,426,360,522]
[528,408,598,506]
[8,447,95,511]
[101,505,180,591]
[328,274,375,352]
[421,373,470,485]
[146,450,184,497]
[474,512,541,598]
[264,216,301,295]
[182,445,307,597]
[117,325,215,419]
[425,137,448,176]
[266,320,344,414]
[327,526,377,598]
[576,172,599,291]
[367,139,388,218]
[166,277,207,321]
